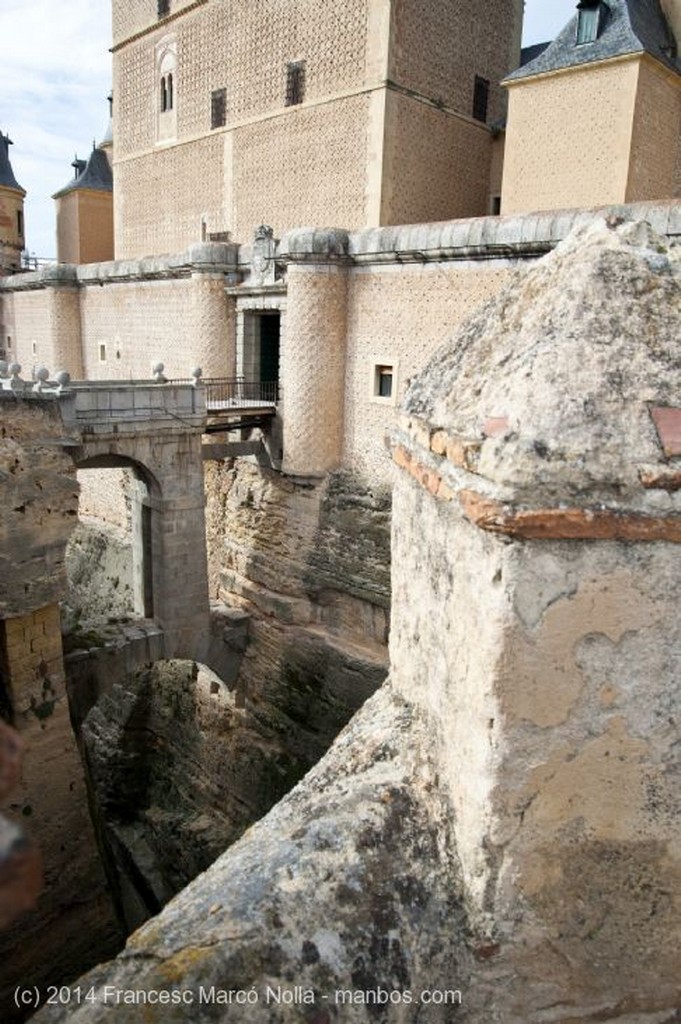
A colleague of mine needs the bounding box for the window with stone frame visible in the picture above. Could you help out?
[285,61,306,106]
[211,88,227,129]
[371,362,397,403]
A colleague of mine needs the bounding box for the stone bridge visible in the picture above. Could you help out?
[58,380,210,659]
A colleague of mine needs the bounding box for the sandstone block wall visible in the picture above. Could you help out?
[381,91,492,224]
[343,258,514,479]
[389,0,522,129]
[502,60,641,213]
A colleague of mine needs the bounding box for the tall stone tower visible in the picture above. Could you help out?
[0,132,26,275]
[111,0,524,258]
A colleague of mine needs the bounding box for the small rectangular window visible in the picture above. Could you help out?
[491,195,501,216]
[211,88,227,129]
[157,0,170,17]
[6,336,12,350]
[285,61,306,107]
[17,210,23,238]
[99,343,107,363]
[373,363,395,402]
[473,76,489,123]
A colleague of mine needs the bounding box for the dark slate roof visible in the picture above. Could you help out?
[505,0,680,82]
[0,133,25,193]
[52,146,112,198]
[520,42,551,66]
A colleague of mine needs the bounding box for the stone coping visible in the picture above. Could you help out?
[1,202,678,292]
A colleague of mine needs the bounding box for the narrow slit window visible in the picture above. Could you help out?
[167,72,174,110]
[211,88,227,129]
[285,61,306,106]
[158,0,170,17]
[99,343,107,363]
[473,76,489,123]
[17,210,23,238]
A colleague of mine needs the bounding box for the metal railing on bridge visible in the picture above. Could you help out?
[169,377,280,411]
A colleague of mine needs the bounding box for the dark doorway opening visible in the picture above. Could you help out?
[258,313,280,388]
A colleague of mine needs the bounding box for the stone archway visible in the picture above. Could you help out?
[73,455,159,623]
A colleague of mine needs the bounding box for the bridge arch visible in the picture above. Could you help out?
[60,382,211,661]
[74,455,160,621]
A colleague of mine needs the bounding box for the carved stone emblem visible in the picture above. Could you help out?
[251,224,276,285]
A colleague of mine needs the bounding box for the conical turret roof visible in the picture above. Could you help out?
[52,145,113,199]
[0,132,25,194]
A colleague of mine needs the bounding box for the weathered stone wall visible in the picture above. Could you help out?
[35,219,680,1024]
[0,396,121,1023]
[64,518,136,628]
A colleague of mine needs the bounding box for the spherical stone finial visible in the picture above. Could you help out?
[152,362,165,374]
[152,362,167,384]
[55,370,71,391]
[8,363,21,377]
[191,367,203,384]
[32,366,51,392]
[0,361,8,377]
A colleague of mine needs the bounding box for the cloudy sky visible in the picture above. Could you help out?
[0,0,578,259]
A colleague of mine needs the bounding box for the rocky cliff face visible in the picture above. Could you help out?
[57,460,390,943]
[0,397,122,1024]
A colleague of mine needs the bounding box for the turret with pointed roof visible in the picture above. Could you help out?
[53,143,113,264]
[500,0,681,214]
[0,132,26,275]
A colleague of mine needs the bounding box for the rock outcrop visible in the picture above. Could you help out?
[32,218,680,1024]
[0,396,121,1023]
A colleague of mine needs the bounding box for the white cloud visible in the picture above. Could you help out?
[0,0,111,258]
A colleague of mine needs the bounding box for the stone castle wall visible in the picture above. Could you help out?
[109,0,522,256]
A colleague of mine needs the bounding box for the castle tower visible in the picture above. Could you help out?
[0,132,26,275]
[52,143,114,264]
[111,0,524,259]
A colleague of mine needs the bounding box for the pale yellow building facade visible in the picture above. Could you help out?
[501,0,681,214]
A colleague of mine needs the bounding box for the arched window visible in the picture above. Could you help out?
[156,36,177,141]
